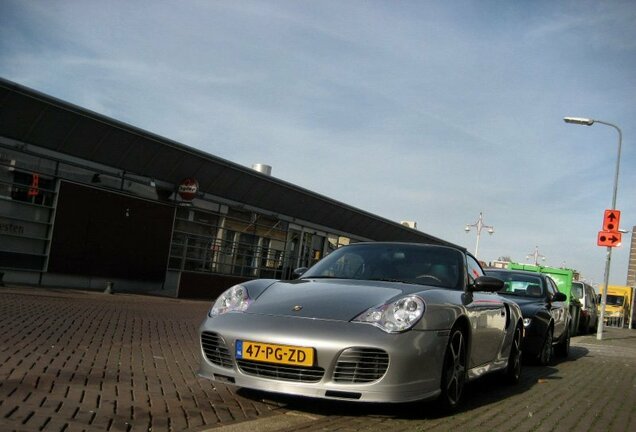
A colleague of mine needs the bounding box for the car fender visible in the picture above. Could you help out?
[414,297,465,331]
[241,278,280,300]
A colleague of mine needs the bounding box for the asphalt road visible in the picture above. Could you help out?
[1,286,634,432]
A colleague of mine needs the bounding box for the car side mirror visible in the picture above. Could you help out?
[552,292,567,302]
[292,267,308,279]
[468,276,504,293]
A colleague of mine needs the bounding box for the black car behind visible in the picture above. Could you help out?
[485,269,571,365]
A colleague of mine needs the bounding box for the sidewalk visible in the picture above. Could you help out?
[574,325,636,349]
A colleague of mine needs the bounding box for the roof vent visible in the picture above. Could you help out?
[400,221,417,229]
[251,164,272,176]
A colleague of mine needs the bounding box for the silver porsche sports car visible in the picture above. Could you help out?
[198,242,523,410]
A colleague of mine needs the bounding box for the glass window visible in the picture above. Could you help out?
[318,251,365,278]
[588,287,597,306]
[302,243,464,289]
[326,234,338,255]
[490,272,544,297]
[606,295,624,306]
[546,278,559,297]
[338,236,351,247]
[171,204,290,279]
[0,155,56,272]
[10,171,55,207]
[466,254,483,285]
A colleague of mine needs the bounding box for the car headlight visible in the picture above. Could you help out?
[208,284,252,317]
[353,296,425,333]
[523,318,532,328]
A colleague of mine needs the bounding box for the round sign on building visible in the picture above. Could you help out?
[178,178,199,201]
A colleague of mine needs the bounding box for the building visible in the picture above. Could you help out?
[627,225,636,287]
[0,78,459,298]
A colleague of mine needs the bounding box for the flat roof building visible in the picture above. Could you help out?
[627,225,636,288]
[0,78,459,298]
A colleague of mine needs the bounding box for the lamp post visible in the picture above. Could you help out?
[464,212,494,259]
[564,117,622,341]
[526,246,546,266]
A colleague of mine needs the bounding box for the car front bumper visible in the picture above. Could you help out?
[521,324,545,358]
[198,313,447,403]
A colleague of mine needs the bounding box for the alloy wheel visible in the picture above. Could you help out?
[539,329,553,366]
[506,325,522,383]
[442,329,466,408]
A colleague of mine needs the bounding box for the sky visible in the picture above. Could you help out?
[1,0,635,287]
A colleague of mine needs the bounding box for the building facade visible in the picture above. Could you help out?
[627,225,636,287]
[0,78,457,299]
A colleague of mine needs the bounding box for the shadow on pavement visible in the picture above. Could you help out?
[562,345,590,361]
[235,347,589,420]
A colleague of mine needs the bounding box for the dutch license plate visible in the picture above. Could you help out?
[236,340,314,367]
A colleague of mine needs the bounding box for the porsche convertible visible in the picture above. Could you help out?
[198,242,523,410]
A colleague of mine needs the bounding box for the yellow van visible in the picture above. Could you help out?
[597,285,633,328]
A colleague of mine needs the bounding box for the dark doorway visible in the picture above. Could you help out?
[48,181,174,281]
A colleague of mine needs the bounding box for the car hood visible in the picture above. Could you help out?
[246,278,418,321]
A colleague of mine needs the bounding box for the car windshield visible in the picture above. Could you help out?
[605,295,624,306]
[300,243,464,289]
[571,283,584,299]
[485,271,544,297]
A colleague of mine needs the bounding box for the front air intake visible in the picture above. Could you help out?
[201,331,233,369]
[333,347,389,383]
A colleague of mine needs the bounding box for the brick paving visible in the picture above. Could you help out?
[0,287,285,432]
[1,286,635,432]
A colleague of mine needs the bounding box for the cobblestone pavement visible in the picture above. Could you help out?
[1,286,635,432]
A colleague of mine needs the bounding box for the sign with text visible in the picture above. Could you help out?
[28,173,40,197]
[177,178,199,201]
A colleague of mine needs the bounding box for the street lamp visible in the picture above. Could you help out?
[464,212,494,258]
[526,246,546,266]
[564,116,622,341]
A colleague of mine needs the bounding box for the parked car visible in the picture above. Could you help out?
[199,242,523,410]
[571,281,599,334]
[485,269,571,365]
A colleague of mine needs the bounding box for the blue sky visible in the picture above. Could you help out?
[1,0,635,287]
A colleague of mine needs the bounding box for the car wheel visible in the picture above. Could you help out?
[555,326,570,358]
[537,328,553,366]
[503,323,522,384]
[438,327,467,411]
